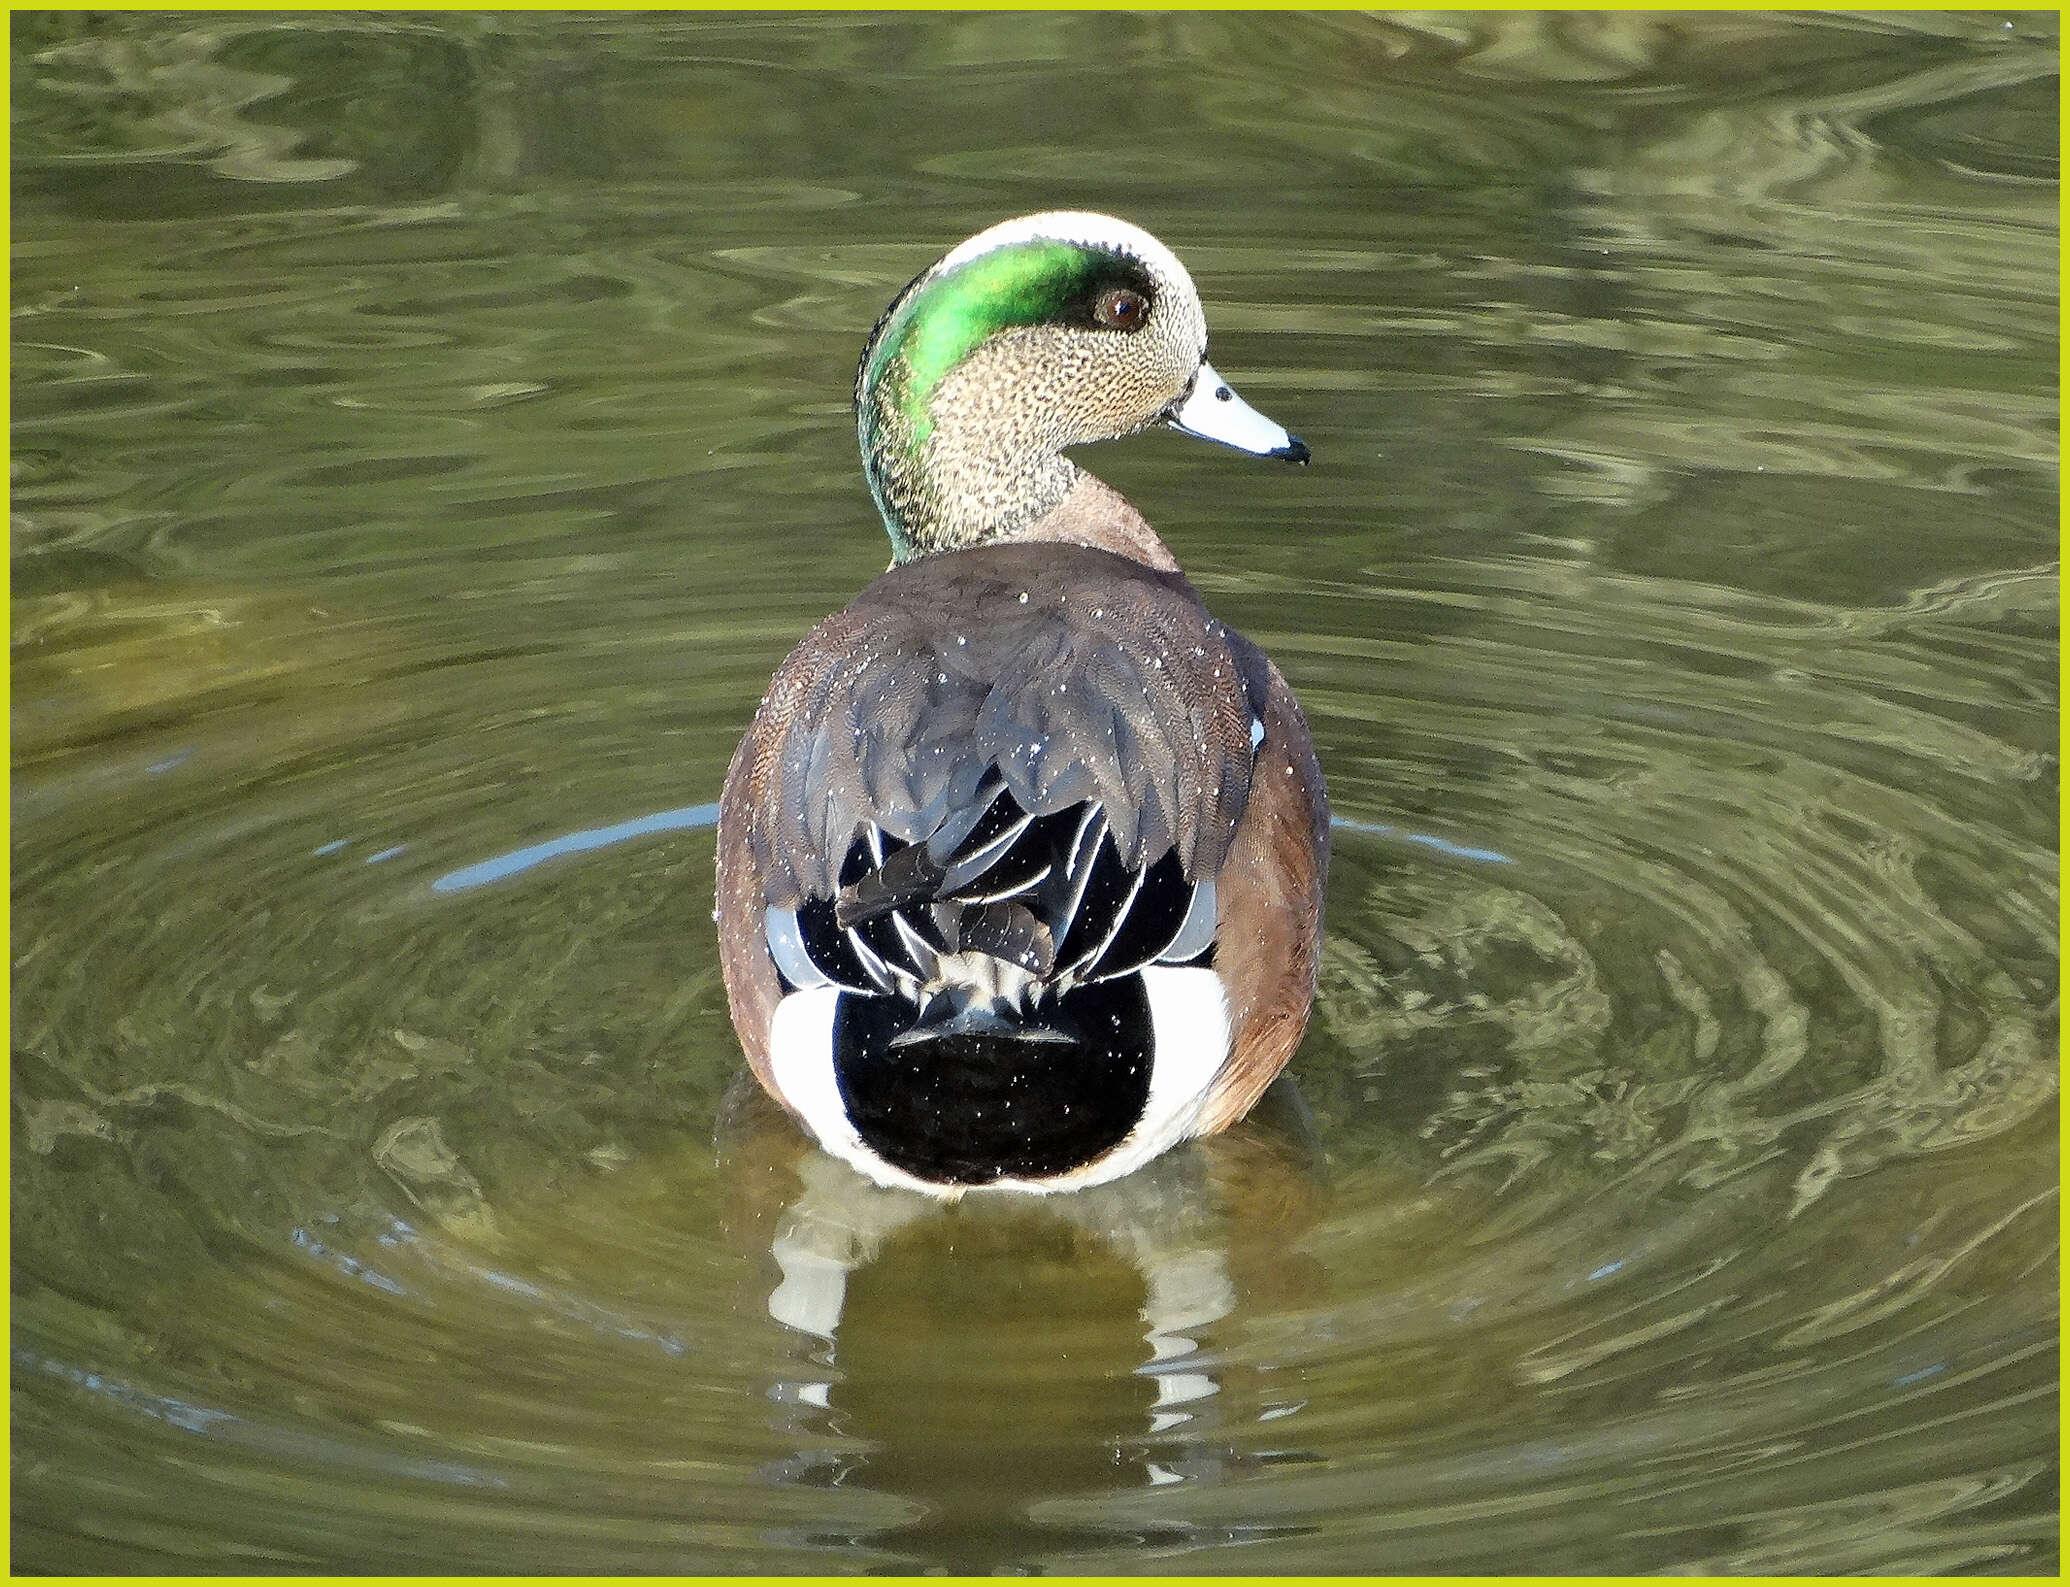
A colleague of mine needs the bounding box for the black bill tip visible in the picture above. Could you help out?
[1271,435,1311,465]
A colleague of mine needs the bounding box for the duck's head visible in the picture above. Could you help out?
[856,211,1307,561]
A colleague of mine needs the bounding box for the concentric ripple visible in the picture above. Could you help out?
[12,9,2058,1575]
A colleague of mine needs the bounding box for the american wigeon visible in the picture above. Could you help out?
[716,212,1328,1195]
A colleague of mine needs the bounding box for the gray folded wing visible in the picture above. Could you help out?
[740,542,1275,905]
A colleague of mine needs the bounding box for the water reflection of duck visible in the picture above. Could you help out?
[717,1071,1330,1562]
[715,213,1330,1197]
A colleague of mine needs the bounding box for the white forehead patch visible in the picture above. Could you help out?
[935,211,1195,294]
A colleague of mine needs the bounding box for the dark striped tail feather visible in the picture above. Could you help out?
[763,776,1220,1185]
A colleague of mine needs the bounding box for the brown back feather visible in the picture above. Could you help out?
[737,542,1272,905]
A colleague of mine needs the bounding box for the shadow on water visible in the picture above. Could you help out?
[717,1078,1335,1570]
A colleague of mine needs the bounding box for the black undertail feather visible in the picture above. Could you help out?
[834,977,1153,1184]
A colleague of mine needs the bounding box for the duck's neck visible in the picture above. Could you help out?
[1010,473,1183,572]
[860,388,1081,562]
[864,437,1182,572]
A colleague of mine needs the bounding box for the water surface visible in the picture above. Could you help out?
[12,10,2058,1573]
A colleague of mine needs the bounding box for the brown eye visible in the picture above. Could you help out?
[1093,287,1148,331]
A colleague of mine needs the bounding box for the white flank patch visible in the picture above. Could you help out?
[767,987,967,1198]
[1130,965,1233,1160]
[936,210,1193,294]
[768,986,853,1155]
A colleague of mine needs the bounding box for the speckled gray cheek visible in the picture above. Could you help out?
[891,313,1200,556]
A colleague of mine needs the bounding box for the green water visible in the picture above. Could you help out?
[11,11,2058,1573]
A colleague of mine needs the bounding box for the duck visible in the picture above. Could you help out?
[715,211,1328,1197]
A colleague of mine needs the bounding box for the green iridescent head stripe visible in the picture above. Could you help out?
[862,239,1113,452]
